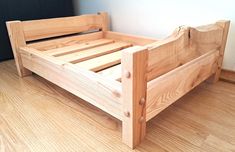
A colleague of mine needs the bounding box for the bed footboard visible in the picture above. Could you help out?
[121,20,230,148]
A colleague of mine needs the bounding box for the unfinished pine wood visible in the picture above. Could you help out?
[122,46,148,148]
[1,60,235,152]
[19,47,123,120]
[104,31,157,45]
[98,12,109,31]
[97,64,122,81]
[146,50,219,121]
[44,39,114,56]
[209,21,230,83]
[147,27,191,81]
[6,21,32,77]
[22,14,103,41]
[6,13,231,150]
[75,51,122,72]
[147,23,225,81]
[189,23,224,52]
[57,42,131,63]
[27,31,103,50]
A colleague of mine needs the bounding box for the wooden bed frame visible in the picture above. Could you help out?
[6,12,230,149]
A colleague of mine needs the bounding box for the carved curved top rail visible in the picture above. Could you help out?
[146,21,229,81]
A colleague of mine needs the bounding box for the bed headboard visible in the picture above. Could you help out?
[7,12,109,42]
[6,12,109,77]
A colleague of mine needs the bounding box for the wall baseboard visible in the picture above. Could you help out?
[220,69,235,83]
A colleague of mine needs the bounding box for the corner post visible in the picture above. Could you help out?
[210,20,230,82]
[98,12,109,32]
[121,46,148,149]
[6,21,32,77]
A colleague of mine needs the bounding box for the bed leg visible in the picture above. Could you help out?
[121,47,148,149]
[98,12,109,32]
[208,20,230,83]
[6,21,32,77]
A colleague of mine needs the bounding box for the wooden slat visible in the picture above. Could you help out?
[75,51,122,72]
[121,46,148,148]
[104,31,157,46]
[146,50,219,121]
[27,32,103,50]
[22,14,103,41]
[97,64,122,81]
[58,42,131,63]
[19,47,123,120]
[44,39,114,56]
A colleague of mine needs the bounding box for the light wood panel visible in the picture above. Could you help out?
[75,51,122,72]
[27,31,103,50]
[122,46,148,148]
[19,47,123,120]
[6,21,32,77]
[147,23,225,81]
[98,12,109,31]
[58,42,131,63]
[104,31,157,46]
[146,50,219,121]
[209,21,230,82]
[22,14,103,41]
[44,39,114,56]
[97,64,122,81]
[147,27,191,81]
[0,60,235,152]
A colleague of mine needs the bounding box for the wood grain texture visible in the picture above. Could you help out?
[6,21,32,77]
[27,31,103,50]
[98,64,122,81]
[104,31,157,46]
[20,48,123,120]
[57,42,131,63]
[44,39,114,56]
[147,23,225,81]
[122,46,148,148]
[209,21,230,83]
[22,14,103,41]
[146,50,219,121]
[76,51,122,72]
[98,12,109,31]
[0,60,235,152]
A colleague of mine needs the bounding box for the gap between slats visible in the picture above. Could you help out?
[97,64,122,81]
[57,42,132,63]
[75,51,122,72]
[44,39,115,56]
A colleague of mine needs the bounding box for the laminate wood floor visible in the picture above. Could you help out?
[0,60,234,152]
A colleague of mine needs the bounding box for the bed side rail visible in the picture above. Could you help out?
[20,47,122,120]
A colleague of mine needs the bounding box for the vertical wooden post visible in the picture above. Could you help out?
[98,12,109,32]
[210,20,230,83]
[122,46,148,149]
[6,21,32,77]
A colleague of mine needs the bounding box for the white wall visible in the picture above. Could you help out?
[74,0,235,71]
